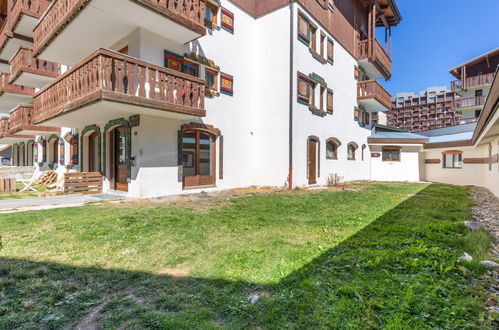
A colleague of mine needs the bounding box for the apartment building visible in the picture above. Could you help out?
[0,0,402,198]
[449,48,499,120]
[388,49,499,133]
[389,87,463,132]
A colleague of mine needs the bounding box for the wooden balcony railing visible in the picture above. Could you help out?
[9,104,32,133]
[357,80,392,110]
[34,0,206,54]
[32,49,206,123]
[357,38,392,79]
[0,0,50,49]
[10,46,61,82]
[0,72,34,95]
[0,117,9,136]
[451,72,495,91]
[453,96,487,109]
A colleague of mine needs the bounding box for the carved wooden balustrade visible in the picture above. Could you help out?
[0,72,34,95]
[9,104,32,133]
[0,0,50,49]
[357,80,392,110]
[34,0,206,54]
[32,48,206,123]
[0,117,9,136]
[10,46,61,82]
[357,38,392,79]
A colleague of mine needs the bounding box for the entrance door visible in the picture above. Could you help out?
[308,139,317,185]
[182,131,216,188]
[110,127,129,192]
[88,132,100,172]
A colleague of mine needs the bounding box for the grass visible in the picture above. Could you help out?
[0,184,50,201]
[0,182,495,328]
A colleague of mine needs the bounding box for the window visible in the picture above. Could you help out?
[327,39,334,63]
[205,68,218,91]
[298,14,311,45]
[476,89,483,97]
[310,25,317,50]
[326,139,340,159]
[362,144,366,161]
[320,33,326,58]
[182,61,199,77]
[347,143,357,160]
[382,148,401,162]
[475,110,482,118]
[320,86,326,112]
[205,2,218,27]
[442,151,462,168]
[327,89,333,113]
[309,80,316,106]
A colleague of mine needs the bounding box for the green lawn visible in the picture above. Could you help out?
[0,183,495,328]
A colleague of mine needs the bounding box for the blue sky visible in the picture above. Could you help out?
[383,0,499,96]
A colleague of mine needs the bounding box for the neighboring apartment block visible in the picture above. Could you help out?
[388,87,464,132]
[0,0,402,197]
[388,48,499,133]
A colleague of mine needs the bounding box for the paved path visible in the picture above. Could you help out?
[0,193,123,212]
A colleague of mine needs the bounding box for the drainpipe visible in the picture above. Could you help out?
[288,0,294,190]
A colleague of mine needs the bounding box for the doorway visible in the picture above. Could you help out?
[308,137,318,185]
[109,126,130,192]
[88,132,100,172]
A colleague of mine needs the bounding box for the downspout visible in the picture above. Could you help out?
[288,0,294,190]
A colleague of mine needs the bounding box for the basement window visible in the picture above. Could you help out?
[442,151,462,168]
[382,148,400,162]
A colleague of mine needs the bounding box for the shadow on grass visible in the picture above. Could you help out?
[0,184,493,328]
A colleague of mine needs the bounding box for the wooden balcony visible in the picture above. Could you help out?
[9,104,60,135]
[33,49,206,127]
[453,96,486,110]
[357,80,392,112]
[0,72,34,113]
[34,0,207,65]
[357,38,392,80]
[451,72,495,92]
[10,46,61,88]
[0,115,34,142]
[0,0,50,62]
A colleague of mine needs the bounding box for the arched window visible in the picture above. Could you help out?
[326,138,341,160]
[347,142,358,160]
[442,150,462,168]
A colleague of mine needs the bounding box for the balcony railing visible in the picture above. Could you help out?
[453,96,486,109]
[10,46,61,83]
[32,48,206,123]
[0,0,49,48]
[357,80,391,110]
[0,117,9,136]
[357,38,392,79]
[0,72,34,95]
[9,104,32,133]
[34,0,206,55]
[451,72,495,91]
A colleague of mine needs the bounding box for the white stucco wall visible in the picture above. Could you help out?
[370,145,422,182]
[291,3,371,186]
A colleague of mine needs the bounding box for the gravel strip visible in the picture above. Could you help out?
[469,186,499,315]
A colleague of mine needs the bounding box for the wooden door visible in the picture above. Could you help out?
[308,139,317,185]
[111,127,129,192]
[88,132,99,172]
[182,131,216,188]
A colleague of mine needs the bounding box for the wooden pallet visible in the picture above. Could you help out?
[64,172,103,194]
[0,178,16,193]
[36,170,58,185]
